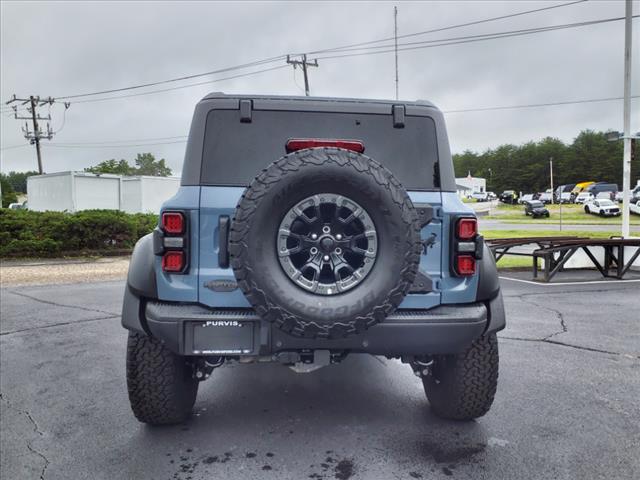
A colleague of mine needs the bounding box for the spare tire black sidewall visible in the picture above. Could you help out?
[230,149,420,338]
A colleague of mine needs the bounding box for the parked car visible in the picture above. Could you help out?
[587,182,618,199]
[630,200,640,215]
[538,192,553,204]
[518,193,534,204]
[632,185,640,202]
[499,190,518,204]
[596,191,615,201]
[7,201,27,210]
[554,184,576,203]
[558,192,573,204]
[471,191,489,202]
[584,199,621,216]
[614,190,633,203]
[571,181,595,196]
[487,191,497,200]
[575,192,593,204]
[524,200,550,218]
[121,93,505,425]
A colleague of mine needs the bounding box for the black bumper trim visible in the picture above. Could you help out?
[143,302,489,356]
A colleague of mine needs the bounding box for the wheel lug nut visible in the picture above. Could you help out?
[336,234,342,240]
[310,247,318,255]
[323,255,330,261]
[322,226,331,234]
[335,248,342,255]
[311,233,318,240]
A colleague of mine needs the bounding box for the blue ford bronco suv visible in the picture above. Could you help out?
[122,93,505,425]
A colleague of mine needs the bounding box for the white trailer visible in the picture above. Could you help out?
[27,172,122,212]
[121,176,180,213]
[27,172,181,213]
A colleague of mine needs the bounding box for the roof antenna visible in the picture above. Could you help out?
[394,6,399,100]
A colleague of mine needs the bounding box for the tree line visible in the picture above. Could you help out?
[453,130,638,194]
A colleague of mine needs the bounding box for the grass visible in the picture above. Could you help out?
[493,255,540,269]
[481,229,618,239]
[484,203,640,225]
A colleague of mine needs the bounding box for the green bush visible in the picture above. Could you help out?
[0,209,158,258]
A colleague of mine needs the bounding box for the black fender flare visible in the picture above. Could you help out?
[122,234,157,333]
[475,243,500,302]
[475,243,505,333]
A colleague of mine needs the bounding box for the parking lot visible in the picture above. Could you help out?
[1,275,639,480]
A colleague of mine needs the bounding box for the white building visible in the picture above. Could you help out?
[455,174,486,198]
[27,171,180,213]
[121,176,181,214]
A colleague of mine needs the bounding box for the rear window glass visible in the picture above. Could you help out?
[201,109,438,190]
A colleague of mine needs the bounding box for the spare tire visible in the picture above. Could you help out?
[229,147,422,339]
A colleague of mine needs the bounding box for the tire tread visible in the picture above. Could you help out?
[126,332,198,425]
[423,333,499,420]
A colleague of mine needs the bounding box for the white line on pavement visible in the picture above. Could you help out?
[499,276,640,286]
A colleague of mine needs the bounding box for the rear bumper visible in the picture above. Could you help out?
[122,288,505,357]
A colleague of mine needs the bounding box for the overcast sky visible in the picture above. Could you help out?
[1,0,638,176]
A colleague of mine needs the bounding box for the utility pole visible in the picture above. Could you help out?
[394,6,399,100]
[558,161,563,231]
[286,54,319,96]
[29,96,43,174]
[5,95,69,174]
[549,157,554,205]
[621,0,633,238]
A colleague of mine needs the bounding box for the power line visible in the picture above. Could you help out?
[314,16,622,55]
[29,1,587,104]
[315,16,637,61]
[68,64,289,104]
[304,0,588,55]
[42,16,629,107]
[46,140,187,149]
[11,94,637,152]
[0,144,30,151]
[52,135,188,145]
[442,95,640,113]
[55,55,287,100]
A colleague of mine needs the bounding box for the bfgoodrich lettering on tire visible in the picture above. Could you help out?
[229,147,422,339]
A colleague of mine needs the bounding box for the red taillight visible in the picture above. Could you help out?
[453,217,478,277]
[162,251,184,272]
[162,212,184,234]
[456,255,476,276]
[285,138,365,154]
[456,218,477,240]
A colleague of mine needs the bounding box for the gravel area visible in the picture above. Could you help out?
[0,256,130,287]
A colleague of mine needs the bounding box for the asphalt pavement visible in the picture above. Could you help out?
[1,277,639,480]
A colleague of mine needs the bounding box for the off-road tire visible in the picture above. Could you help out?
[229,147,422,339]
[126,332,198,425]
[423,333,499,421]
